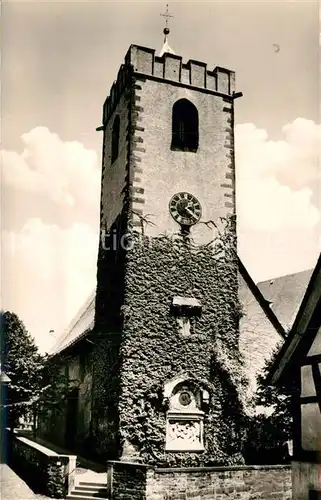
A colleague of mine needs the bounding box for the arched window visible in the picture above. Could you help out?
[171,99,199,152]
[111,115,120,163]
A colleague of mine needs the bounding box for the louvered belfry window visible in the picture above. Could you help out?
[171,99,199,152]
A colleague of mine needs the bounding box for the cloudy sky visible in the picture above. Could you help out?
[1,0,320,352]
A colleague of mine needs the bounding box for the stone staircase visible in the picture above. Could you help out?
[66,480,108,500]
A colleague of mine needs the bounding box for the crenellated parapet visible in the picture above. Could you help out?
[125,44,235,95]
[102,44,236,125]
[102,63,133,125]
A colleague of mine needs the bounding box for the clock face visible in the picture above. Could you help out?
[169,192,202,226]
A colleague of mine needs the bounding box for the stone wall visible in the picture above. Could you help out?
[8,431,76,498]
[129,75,236,246]
[108,462,148,500]
[93,40,244,466]
[124,45,235,95]
[108,461,292,500]
[292,461,320,500]
[101,91,130,232]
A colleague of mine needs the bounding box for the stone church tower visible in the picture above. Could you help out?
[93,38,245,467]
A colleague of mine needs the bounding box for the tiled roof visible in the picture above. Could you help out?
[51,264,312,357]
[268,253,321,384]
[257,269,313,332]
[238,259,286,398]
[50,290,96,356]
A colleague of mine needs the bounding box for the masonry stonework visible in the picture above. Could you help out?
[101,89,131,232]
[123,46,236,245]
[108,461,292,500]
[91,43,245,466]
[40,44,286,487]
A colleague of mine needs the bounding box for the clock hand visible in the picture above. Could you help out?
[185,207,198,220]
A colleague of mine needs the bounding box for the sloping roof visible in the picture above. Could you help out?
[50,290,96,356]
[257,268,313,332]
[268,253,321,384]
[0,372,11,384]
[51,259,289,357]
[238,258,286,398]
[239,259,286,339]
[51,260,313,358]
[159,38,176,57]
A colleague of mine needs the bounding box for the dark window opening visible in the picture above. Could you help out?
[111,115,120,163]
[171,99,199,152]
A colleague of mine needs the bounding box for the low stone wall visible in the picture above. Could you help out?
[107,461,292,500]
[108,461,148,500]
[292,461,321,500]
[7,430,77,498]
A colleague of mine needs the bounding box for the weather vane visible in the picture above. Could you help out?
[160,4,174,40]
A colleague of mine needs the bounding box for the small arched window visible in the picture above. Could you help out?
[171,99,199,152]
[111,115,120,164]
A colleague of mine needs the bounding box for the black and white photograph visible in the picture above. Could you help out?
[1,1,320,499]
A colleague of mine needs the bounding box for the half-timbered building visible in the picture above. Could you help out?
[269,253,321,500]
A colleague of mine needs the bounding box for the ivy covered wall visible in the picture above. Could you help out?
[117,222,247,466]
[89,215,248,466]
[39,216,252,469]
[91,334,122,459]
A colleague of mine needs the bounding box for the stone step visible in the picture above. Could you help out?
[75,486,108,493]
[78,481,107,487]
[67,496,108,500]
[72,489,108,498]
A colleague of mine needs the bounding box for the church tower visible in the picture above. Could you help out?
[93,29,245,466]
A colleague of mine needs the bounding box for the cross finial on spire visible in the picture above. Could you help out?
[159,4,176,57]
[160,4,174,41]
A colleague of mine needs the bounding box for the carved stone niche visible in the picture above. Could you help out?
[171,296,202,336]
[164,374,209,452]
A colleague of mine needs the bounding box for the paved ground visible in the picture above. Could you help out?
[0,464,57,500]
[1,434,107,500]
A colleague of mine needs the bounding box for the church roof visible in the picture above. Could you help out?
[50,290,95,356]
[0,372,11,384]
[257,268,313,332]
[239,259,285,339]
[268,253,321,384]
[238,259,286,397]
[0,362,11,384]
[51,259,294,357]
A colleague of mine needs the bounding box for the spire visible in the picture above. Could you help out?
[159,4,175,57]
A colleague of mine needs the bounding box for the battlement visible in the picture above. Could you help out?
[126,44,235,94]
[102,44,236,125]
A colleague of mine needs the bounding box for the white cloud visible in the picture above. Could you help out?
[237,177,319,232]
[2,218,98,353]
[1,127,101,352]
[236,119,320,190]
[2,126,100,208]
[236,118,320,281]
